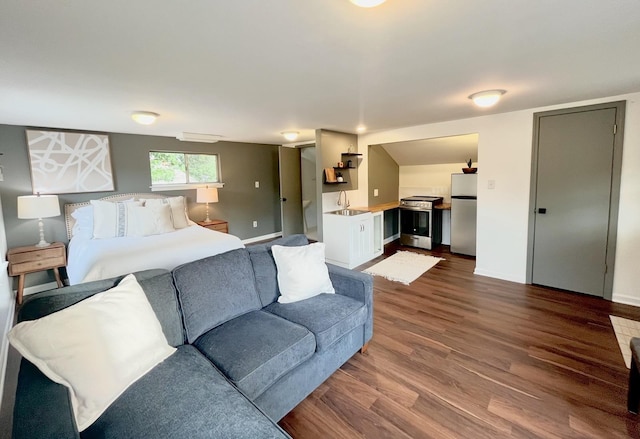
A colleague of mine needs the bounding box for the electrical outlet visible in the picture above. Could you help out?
[255,181,259,188]
[488,180,496,190]
[374,188,379,197]
[253,220,258,228]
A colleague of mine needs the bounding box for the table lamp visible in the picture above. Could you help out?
[17,194,61,247]
[196,187,218,222]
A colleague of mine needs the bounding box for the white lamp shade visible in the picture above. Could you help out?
[17,195,61,219]
[196,187,219,203]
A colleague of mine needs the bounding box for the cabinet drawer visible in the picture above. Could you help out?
[8,246,65,264]
[9,256,66,275]
[207,223,228,233]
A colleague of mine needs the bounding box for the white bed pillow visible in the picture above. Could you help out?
[127,204,175,237]
[142,197,190,229]
[70,205,94,239]
[7,274,176,431]
[91,200,143,239]
[272,242,335,304]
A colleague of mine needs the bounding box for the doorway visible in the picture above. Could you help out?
[279,144,317,239]
[527,101,625,299]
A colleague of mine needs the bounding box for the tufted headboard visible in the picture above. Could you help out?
[64,193,168,240]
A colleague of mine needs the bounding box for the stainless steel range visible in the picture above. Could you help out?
[399,196,443,250]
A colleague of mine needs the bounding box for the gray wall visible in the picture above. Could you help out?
[0,124,281,286]
[317,130,359,193]
[368,144,399,204]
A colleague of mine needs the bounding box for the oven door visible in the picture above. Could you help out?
[400,208,431,237]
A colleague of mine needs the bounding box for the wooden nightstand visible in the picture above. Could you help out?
[7,242,66,305]
[197,219,229,234]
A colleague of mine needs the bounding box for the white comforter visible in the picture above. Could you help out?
[67,225,244,285]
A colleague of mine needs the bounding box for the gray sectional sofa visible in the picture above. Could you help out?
[12,235,374,438]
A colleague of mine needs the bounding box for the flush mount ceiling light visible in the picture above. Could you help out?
[356,125,367,133]
[176,132,221,143]
[131,111,159,125]
[468,90,507,108]
[281,131,299,141]
[350,0,386,7]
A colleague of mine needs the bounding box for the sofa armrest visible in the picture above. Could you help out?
[327,263,374,344]
[13,359,79,439]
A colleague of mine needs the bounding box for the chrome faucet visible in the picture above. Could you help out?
[337,190,350,209]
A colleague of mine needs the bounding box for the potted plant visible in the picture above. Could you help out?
[462,158,477,174]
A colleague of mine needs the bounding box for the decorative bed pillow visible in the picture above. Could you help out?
[71,205,94,239]
[7,274,176,432]
[142,196,190,229]
[127,204,175,237]
[271,242,335,304]
[91,200,143,239]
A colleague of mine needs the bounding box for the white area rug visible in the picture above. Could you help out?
[610,315,640,368]
[363,251,444,285]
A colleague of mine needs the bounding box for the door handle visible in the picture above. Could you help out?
[537,208,547,214]
[281,197,287,202]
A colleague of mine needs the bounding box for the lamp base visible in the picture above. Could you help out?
[35,218,51,247]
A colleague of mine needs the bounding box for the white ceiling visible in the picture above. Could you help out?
[1,1,639,145]
[381,133,479,166]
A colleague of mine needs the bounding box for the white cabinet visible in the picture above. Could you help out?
[323,211,374,269]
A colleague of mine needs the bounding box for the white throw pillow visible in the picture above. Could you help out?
[8,274,176,432]
[70,205,94,239]
[142,197,190,229]
[127,204,175,237]
[91,200,143,239]
[272,243,335,304]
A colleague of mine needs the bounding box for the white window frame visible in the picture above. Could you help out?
[149,151,223,192]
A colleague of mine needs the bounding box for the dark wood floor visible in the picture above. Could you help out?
[279,243,640,438]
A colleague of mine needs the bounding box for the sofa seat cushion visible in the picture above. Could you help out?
[194,310,315,400]
[265,293,367,352]
[83,345,289,439]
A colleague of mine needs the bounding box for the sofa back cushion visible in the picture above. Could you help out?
[247,234,309,306]
[18,270,185,347]
[173,248,262,343]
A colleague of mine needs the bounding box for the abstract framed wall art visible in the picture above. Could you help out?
[26,129,115,194]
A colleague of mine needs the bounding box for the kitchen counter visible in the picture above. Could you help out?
[353,201,400,212]
[355,201,450,211]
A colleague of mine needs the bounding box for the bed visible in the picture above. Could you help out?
[65,193,244,285]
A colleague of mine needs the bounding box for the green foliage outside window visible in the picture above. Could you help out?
[149,151,219,185]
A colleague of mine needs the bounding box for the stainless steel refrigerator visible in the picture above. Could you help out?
[451,173,477,256]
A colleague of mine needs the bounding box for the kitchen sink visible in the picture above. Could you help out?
[329,209,369,216]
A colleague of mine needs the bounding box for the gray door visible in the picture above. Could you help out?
[532,108,617,296]
[279,146,304,236]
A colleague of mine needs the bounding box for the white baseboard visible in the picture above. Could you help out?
[473,268,526,284]
[242,232,283,245]
[21,281,59,298]
[0,302,15,414]
[384,233,400,245]
[612,294,640,308]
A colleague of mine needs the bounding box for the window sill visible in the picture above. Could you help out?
[150,183,225,192]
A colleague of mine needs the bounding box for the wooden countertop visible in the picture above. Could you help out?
[354,201,451,212]
[353,201,400,212]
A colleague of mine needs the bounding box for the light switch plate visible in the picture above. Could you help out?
[374,189,379,197]
[488,180,495,190]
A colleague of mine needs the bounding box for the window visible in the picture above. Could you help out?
[149,151,220,190]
